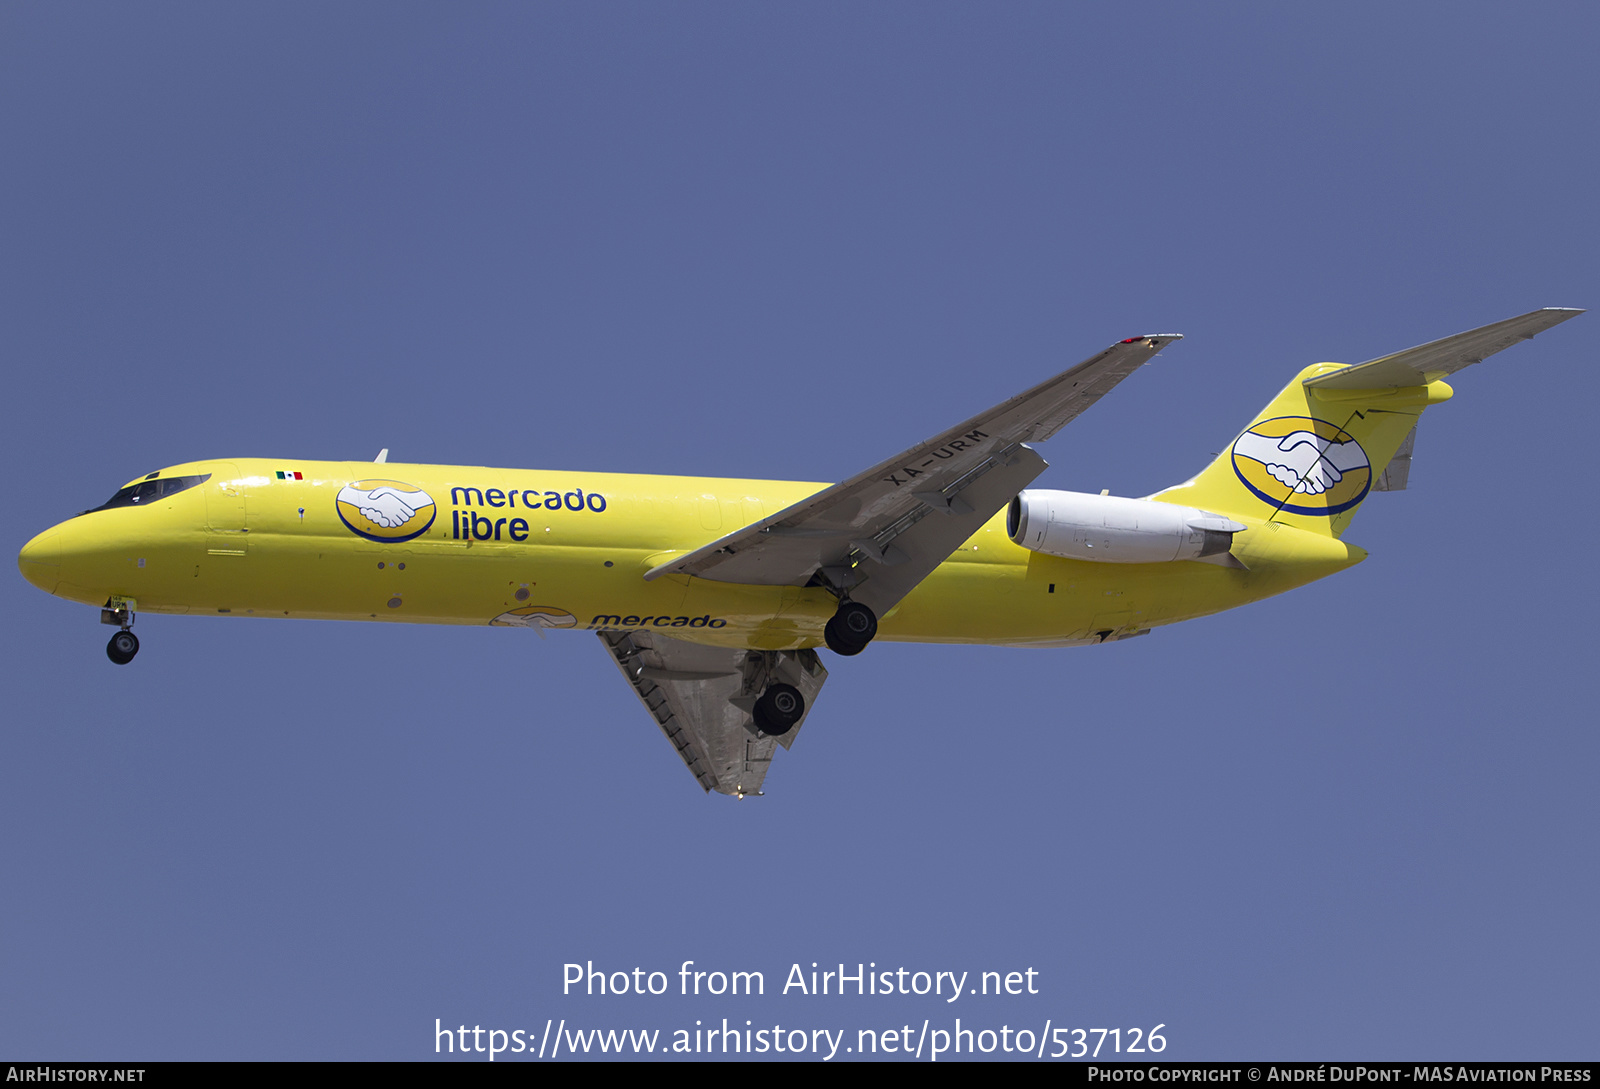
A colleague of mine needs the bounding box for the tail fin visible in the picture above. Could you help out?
[1150,308,1582,538]
[1150,366,1430,538]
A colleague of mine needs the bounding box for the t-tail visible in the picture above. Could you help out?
[1149,308,1583,539]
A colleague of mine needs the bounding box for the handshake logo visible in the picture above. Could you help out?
[1230,416,1372,516]
[336,479,439,543]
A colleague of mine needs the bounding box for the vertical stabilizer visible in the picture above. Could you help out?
[1150,366,1434,538]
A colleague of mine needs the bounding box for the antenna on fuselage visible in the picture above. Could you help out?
[374,448,389,463]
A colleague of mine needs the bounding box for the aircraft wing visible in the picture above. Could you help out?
[1304,307,1583,390]
[644,334,1181,615]
[598,630,827,797]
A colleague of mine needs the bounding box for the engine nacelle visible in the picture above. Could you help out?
[1006,490,1245,564]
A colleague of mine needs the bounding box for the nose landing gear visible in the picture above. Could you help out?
[106,629,140,665]
[101,599,139,665]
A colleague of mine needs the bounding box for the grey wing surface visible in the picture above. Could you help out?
[599,630,827,797]
[644,334,1181,616]
[1304,308,1583,390]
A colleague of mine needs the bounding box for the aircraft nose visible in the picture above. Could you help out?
[18,526,62,594]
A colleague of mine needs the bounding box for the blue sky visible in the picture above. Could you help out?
[3,2,1596,1060]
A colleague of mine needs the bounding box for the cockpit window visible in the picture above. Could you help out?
[81,473,212,515]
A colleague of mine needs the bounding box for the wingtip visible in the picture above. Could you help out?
[1529,308,1585,331]
[1120,333,1184,344]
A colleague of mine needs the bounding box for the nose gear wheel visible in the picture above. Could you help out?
[106,630,140,665]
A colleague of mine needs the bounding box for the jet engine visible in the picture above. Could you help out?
[1006,490,1245,564]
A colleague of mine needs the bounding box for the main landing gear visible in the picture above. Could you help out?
[752,682,804,737]
[824,600,878,657]
[102,602,139,665]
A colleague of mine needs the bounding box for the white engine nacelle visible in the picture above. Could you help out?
[1006,490,1245,564]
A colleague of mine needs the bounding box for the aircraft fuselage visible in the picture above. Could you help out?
[18,458,1364,650]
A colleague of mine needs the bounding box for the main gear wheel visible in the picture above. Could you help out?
[823,601,878,656]
[752,683,805,736]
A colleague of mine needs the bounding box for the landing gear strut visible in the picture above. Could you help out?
[753,682,805,736]
[824,601,878,657]
[102,601,139,665]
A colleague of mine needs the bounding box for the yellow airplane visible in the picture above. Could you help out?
[17,308,1581,796]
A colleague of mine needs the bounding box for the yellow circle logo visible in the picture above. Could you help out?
[335,479,437,542]
[1231,417,1371,516]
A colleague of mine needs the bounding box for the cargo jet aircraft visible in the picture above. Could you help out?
[17,309,1581,796]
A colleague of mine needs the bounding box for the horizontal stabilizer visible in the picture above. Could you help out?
[1304,308,1582,390]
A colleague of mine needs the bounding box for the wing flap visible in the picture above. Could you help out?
[1304,308,1582,390]
[848,449,1045,615]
